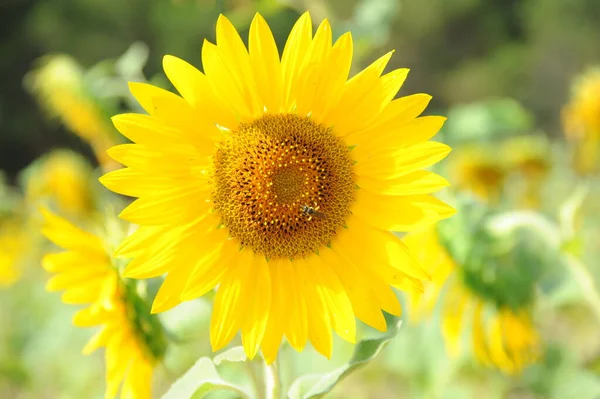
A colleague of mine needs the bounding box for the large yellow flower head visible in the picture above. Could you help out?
[101,13,454,362]
[41,209,165,399]
[405,224,539,375]
[562,68,600,175]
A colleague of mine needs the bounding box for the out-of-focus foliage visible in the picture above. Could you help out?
[1,0,600,398]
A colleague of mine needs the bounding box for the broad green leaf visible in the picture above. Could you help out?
[287,318,402,399]
[160,357,252,399]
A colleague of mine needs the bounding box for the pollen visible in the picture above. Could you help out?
[212,114,355,259]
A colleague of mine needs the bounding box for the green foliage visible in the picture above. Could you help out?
[288,316,402,399]
[160,356,252,399]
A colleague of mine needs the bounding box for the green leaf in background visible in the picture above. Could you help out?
[442,98,533,142]
[287,318,402,399]
[214,346,249,366]
[160,357,252,399]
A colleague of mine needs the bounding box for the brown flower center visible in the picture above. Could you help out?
[211,114,355,259]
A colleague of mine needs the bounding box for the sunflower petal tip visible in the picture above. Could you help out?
[150,301,163,314]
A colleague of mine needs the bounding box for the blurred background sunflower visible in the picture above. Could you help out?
[1,0,600,398]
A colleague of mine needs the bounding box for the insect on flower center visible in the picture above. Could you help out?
[211,114,355,259]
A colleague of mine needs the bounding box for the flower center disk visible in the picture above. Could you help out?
[212,114,355,259]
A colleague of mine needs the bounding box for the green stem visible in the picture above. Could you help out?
[565,253,600,322]
[264,360,281,399]
[246,361,263,399]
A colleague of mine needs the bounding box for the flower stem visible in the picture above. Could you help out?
[264,360,281,399]
[565,253,600,322]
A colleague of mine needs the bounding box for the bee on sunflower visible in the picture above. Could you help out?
[100,12,454,362]
[41,209,166,399]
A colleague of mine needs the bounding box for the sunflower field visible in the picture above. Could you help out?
[1,1,600,398]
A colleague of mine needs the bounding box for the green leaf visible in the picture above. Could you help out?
[160,357,252,399]
[287,318,402,399]
[213,346,249,365]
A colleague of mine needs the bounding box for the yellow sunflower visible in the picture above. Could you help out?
[405,227,539,374]
[23,150,96,218]
[502,135,551,209]
[100,12,454,362]
[25,55,118,170]
[562,68,600,175]
[451,145,507,203]
[0,219,29,286]
[41,209,165,398]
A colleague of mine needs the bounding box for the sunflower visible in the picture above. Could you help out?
[451,145,507,203]
[25,55,117,169]
[562,68,600,175]
[405,227,539,374]
[502,135,551,209]
[23,150,96,218]
[100,12,454,362]
[41,209,165,399]
[0,219,29,286]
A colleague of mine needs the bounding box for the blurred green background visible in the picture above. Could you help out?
[2,1,600,399]
[3,0,600,178]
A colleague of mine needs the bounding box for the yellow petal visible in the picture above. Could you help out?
[42,251,109,273]
[118,185,211,226]
[281,12,312,111]
[241,254,271,359]
[150,267,190,313]
[214,15,262,118]
[182,236,237,300]
[202,40,257,121]
[294,18,333,117]
[41,208,104,254]
[354,140,451,181]
[324,51,395,130]
[471,301,493,366]
[279,259,309,351]
[298,260,333,358]
[123,216,219,279]
[353,190,456,232]
[105,331,132,399]
[338,214,430,281]
[120,354,153,399]
[128,81,185,116]
[306,254,356,344]
[83,326,111,355]
[61,279,107,304]
[320,247,387,331]
[249,13,282,113]
[333,247,401,317]
[210,250,249,352]
[357,170,450,196]
[311,32,353,124]
[261,259,286,364]
[162,54,238,130]
[351,116,447,157]
[46,268,110,292]
[488,313,515,373]
[100,167,197,198]
[106,143,209,176]
[441,281,469,357]
[112,112,216,150]
[346,93,432,139]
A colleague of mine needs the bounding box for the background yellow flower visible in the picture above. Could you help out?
[41,209,164,399]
